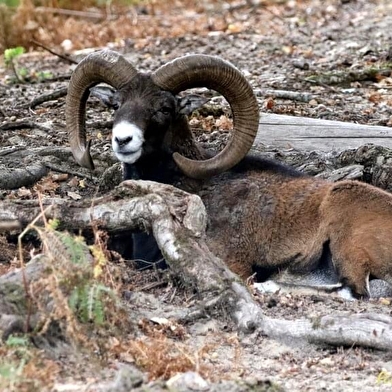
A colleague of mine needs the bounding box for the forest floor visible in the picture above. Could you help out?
[2,0,392,391]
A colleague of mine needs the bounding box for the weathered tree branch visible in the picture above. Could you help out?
[261,313,392,351]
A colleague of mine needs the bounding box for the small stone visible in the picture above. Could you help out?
[166,372,209,391]
[320,357,334,366]
[292,59,310,70]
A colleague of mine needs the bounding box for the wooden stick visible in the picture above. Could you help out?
[30,39,78,65]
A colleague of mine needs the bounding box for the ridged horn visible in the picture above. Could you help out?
[151,54,259,179]
[66,49,139,169]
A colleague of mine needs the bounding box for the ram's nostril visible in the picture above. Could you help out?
[115,136,133,146]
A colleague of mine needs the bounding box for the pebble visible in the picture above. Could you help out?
[292,59,310,70]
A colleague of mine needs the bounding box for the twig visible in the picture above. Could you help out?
[88,120,113,130]
[0,221,21,232]
[10,59,23,84]
[138,281,167,291]
[0,121,51,132]
[225,0,263,12]
[30,39,78,65]
[43,162,96,180]
[258,89,312,103]
[18,204,53,333]
[169,286,177,303]
[43,74,72,82]
[0,146,26,156]
[301,78,337,91]
[35,6,106,19]
[17,87,68,110]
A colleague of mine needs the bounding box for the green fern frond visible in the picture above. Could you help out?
[56,232,90,266]
[69,282,118,325]
[68,286,81,314]
[90,285,105,325]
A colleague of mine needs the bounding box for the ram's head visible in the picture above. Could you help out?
[66,50,259,179]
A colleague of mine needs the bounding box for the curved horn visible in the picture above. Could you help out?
[66,50,139,169]
[151,55,259,179]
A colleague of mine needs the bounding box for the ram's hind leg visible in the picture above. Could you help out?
[331,242,371,299]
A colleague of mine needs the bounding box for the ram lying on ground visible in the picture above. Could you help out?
[66,49,392,300]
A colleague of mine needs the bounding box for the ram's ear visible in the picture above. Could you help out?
[178,94,209,115]
[89,85,120,109]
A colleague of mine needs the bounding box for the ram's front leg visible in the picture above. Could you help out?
[131,231,166,270]
[330,242,371,299]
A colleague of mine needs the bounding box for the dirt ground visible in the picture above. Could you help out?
[2,0,392,391]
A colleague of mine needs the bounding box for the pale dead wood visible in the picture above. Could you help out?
[261,313,392,351]
[256,113,392,151]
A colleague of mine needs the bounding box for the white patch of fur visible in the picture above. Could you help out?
[366,272,370,296]
[254,281,281,294]
[337,287,356,301]
[112,121,144,164]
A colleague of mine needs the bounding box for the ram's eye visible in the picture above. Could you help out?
[160,107,172,116]
[112,102,120,110]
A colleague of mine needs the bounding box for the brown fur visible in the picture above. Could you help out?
[199,169,392,299]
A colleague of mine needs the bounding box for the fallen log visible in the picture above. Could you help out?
[256,113,392,151]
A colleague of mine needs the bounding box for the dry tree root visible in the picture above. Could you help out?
[0,161,48,189]
[0,145,117,189]
[0,120,52,131]
[1,180,392,350]
[16,87,68,109]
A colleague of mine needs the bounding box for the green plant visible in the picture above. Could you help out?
[4,45,25,82]
[0,360,25,390]
[4,45,24,64]
[0,0,20,7]
[5,335,30,348]
[35,70,53,81]
[69,282,118,325]
[17,209,125,346]
[3,46,54,83]
[0,335,31,390]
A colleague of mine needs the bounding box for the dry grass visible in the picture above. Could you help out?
[0,0,242,53]
[127,320,214,381]
[0,337,60,391]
